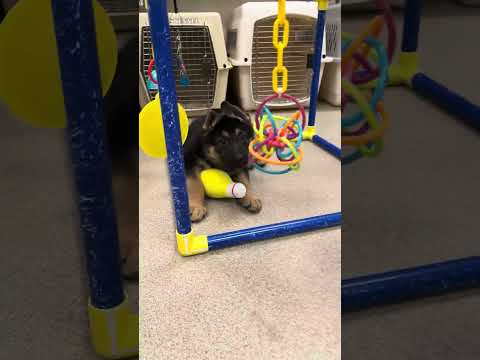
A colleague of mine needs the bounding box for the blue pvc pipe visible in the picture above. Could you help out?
[308,10,327,127]
[208,212,342,250]
[341,150,363,165]
[52,0,124,309]
[401,0,422,52]
[147,0,191,235]
[312,135,341,159]
[342,257,480,313]
[411,73,480,131]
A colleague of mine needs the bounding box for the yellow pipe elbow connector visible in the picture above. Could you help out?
[388,52,419,87]
[318,0,329,11]
[88,296,138,359]
[302,126,317,141]
[176,231,209,256]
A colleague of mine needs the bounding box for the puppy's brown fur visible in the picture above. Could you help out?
[105,35,139,279]
[183,101,262,222]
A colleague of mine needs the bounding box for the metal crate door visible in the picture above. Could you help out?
[141,25,217,111]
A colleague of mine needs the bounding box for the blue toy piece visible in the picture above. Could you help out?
[179,72,190,87]
[146,69,158,90]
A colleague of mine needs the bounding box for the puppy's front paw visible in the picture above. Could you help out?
[118,226,138,281]
[122,255,139,281]
[238,197,262,213]
[190,205,207,222]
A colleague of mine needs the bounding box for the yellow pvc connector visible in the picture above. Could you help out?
[317,0,329,11]
[88,296,138,359]
[302,126,317,141]
[388,52,419,86]
[176,230,208,256]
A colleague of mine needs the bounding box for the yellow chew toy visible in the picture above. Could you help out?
[0,0,117,128]
[200,169,246,199]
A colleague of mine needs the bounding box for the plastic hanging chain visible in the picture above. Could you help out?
[176,30,190,87]
[272,0,289,94]
[201,25,211,80]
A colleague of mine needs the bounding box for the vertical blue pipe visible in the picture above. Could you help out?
[147,0,191,235]
[343,257,480,313]
[52,0,124,309]
[308,9,326,127]
[401,0,422,52]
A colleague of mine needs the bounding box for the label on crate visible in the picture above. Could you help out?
[168,14,201,26]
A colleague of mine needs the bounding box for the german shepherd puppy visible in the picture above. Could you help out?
[183,101,262,222]
[104,35,139,279]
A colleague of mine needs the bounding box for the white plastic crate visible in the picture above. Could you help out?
[319,2,341,106]
[227,1,326,111]
[139,12,232,115]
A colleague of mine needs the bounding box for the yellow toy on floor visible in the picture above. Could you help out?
[200,169,246,199]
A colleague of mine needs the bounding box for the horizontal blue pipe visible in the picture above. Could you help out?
[411,73,480,131]
[312,135,341,159]
[341,149,363,165]
[342,257,480,313]
[208,212,342,250]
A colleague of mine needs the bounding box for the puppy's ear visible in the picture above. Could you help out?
[220,101,251,127]
[202,108,222,133]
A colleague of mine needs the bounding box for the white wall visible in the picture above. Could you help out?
[167,0,291,35]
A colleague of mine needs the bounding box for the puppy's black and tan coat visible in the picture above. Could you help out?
[183,101,262,222]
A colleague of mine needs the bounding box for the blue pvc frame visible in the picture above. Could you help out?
[342,0,480,312]
[148,0,192,236]
[343,257,480,313]
[403,0,480,130]
[309,8,342,159]
[208,213,341,250]
[52,0,124,309]
[148,0,341,253]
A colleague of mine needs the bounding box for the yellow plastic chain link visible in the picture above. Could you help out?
[272,0,289,94]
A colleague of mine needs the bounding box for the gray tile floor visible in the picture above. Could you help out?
[342,2,480,359]
[0,104,140,359]
[140,106,341,360]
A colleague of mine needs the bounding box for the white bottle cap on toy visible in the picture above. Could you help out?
[227,183,246,199]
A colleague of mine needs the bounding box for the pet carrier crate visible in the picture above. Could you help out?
[319,1,341,106]
[228,1,326,111]
[139,12,232,115]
